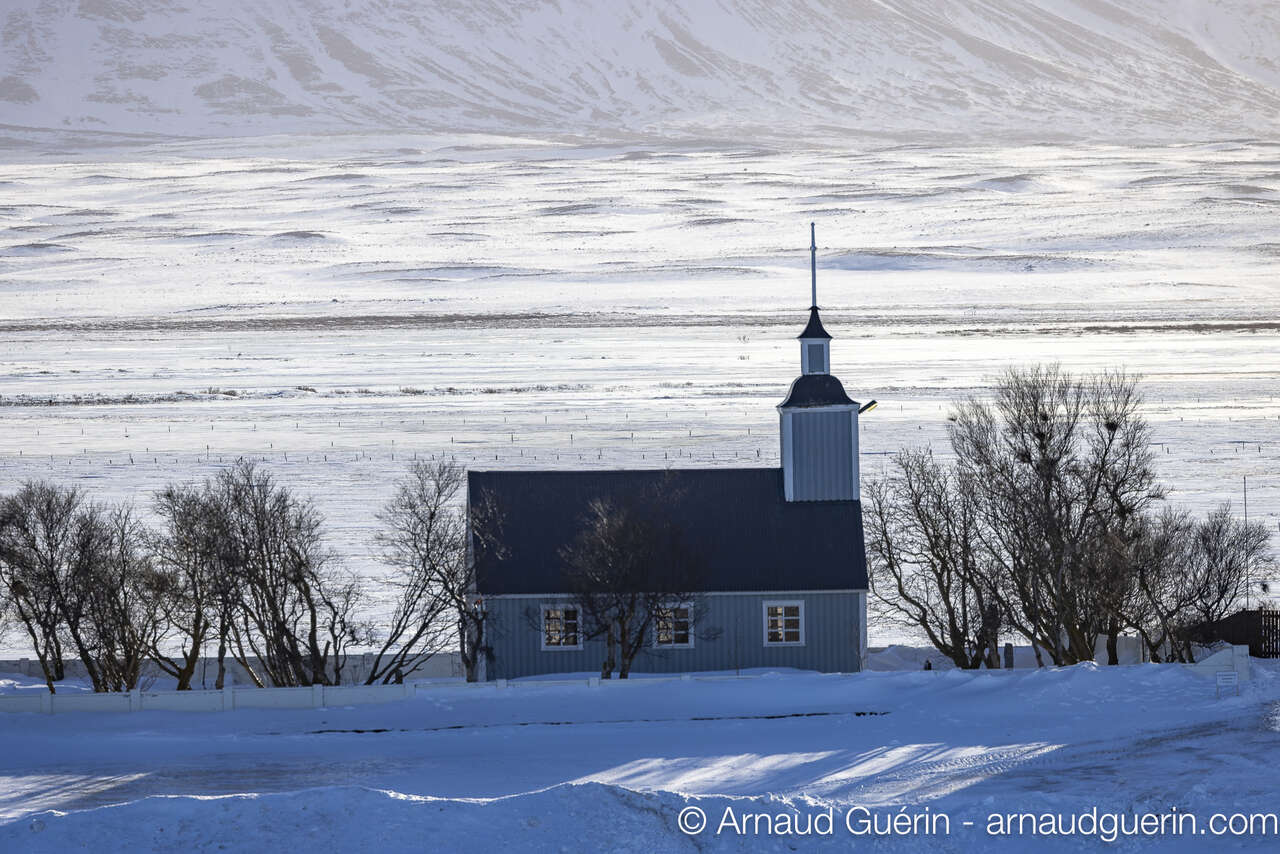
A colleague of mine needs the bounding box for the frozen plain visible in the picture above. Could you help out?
[3,134,1280,849]
[1,135,1278,630]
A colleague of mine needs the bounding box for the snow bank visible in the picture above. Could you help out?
[868,645,956,671]
[5,784,702,854]
[1,662,1277,851]
[8,772,1279,852]
[0,672,92,695]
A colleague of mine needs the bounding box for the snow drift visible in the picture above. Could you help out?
[3,0,1280,143]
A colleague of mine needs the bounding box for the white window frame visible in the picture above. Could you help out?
[540,603,583,651]
[762,600,806,647]
[653,601,694,649]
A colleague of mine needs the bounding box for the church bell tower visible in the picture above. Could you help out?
[778,224,865,502]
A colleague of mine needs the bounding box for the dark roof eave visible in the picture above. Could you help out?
[778,373,856,408]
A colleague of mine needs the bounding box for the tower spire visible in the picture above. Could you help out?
[810,221,817,308]
[797,222,832,374]
[780,221,865,503]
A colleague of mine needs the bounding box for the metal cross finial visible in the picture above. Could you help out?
[809,222,817,308]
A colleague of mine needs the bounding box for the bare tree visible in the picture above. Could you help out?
[865,449,1002,669]
[948,366,1162,665]
[874,366,1274,668]
[559,481,710,679]
[1185,503,1274,627]
[370,460,461,684]
[74,505,171,691]
[212,459,365,687]
[147,483,238,689]
[1131,503,1274,662]
[0,483,166,692]
[1128,507,1200,662]
[0,481,78,691]
[379,459,499,683]
[0,483,112,691]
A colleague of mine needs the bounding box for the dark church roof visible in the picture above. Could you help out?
[469,468,867,595]
[798,306,832,340]
[779,374,856,408]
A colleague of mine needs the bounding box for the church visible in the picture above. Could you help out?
[468,226,871,679]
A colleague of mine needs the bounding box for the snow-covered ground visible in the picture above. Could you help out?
[0,660,1277,851]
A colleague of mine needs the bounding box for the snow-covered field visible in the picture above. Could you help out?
[0,660,1277,852]
[2,136,1278,643]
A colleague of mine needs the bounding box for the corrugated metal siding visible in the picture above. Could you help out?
[791,410,855,501]
[484,592,864,680]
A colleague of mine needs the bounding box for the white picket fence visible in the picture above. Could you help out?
[0,671,773,716]
[0,680,423,715]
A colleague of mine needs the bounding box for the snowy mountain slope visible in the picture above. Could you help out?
[2,0,1280,142]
